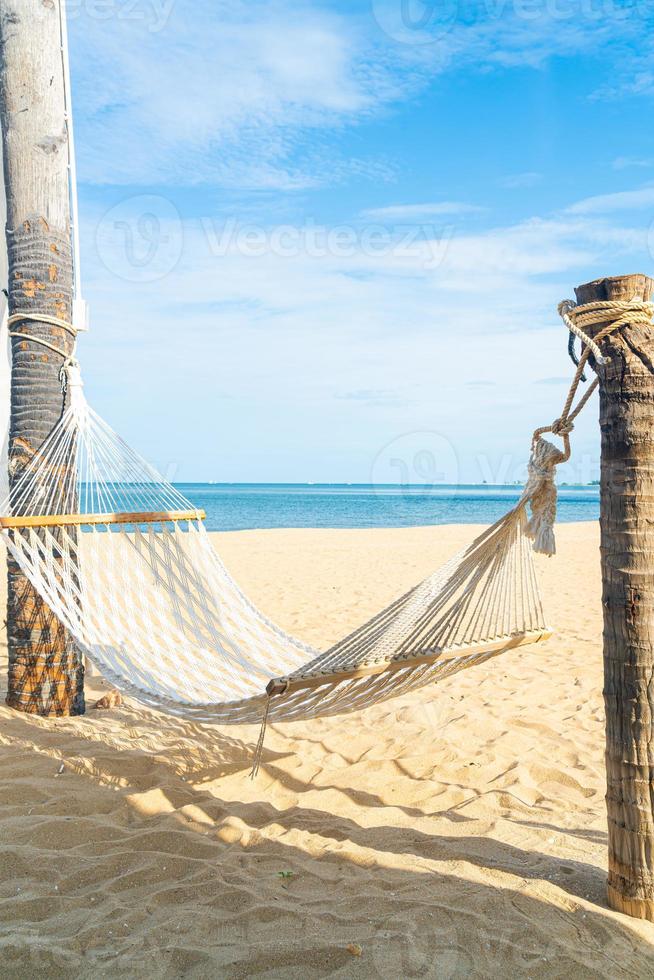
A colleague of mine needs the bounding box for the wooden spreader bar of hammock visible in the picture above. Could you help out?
[266,628,553,696]
[0,508,206,529]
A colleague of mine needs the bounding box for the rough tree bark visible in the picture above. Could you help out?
[575,273,654,919]
[0,0,83,715]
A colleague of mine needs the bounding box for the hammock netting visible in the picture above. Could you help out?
[0,365,554,726]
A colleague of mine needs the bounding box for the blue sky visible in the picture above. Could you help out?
[68,0,654,483]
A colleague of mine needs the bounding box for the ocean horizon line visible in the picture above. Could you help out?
[164,482,600,532]
[171,481,601,488]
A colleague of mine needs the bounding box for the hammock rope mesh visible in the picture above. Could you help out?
[0,364,553,727]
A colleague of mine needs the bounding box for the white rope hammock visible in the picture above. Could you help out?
[2,299,651,760]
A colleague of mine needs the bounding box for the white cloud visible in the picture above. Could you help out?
[65,0,654,478]
[69,0,654,191]
[593,66,654,101]
[79,190,651,480]
[392,2,646,76]
[71,1,383,188]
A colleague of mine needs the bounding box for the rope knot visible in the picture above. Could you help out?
[551,418,574,437]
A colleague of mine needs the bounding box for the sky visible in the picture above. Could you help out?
[67,0,654,484]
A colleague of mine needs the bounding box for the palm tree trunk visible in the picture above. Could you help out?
[575,273,654,919]
[0,0,84,715]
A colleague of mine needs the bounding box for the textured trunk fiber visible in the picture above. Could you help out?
[0,0,83,715]
[575,274,654,919]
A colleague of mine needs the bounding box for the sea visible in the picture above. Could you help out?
[174,483,600,533]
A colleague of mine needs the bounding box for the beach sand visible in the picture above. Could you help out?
[1,521,653,977]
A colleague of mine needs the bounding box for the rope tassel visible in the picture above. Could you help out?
[523,437,568,556]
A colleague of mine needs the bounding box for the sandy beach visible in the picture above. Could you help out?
[1,521,653,977]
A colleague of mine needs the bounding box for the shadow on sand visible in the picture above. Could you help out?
[1,704,652,978]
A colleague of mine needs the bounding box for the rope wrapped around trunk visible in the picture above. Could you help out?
[524,296,654,557]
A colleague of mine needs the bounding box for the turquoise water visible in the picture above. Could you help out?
[174,484,600,532]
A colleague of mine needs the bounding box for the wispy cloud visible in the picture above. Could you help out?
[499,172,543,189]
[567,186,654,214]
[360,202,483,220]
[69,0,654,191]
[72,1,386,189]
[68,2,654,480]
[592,64,654,102]
[336,388,410,407]
[80,182,653,480]
[613,156,654,171]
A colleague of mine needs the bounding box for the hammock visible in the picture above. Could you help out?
[0,364,558,725]
[4,298,645,756]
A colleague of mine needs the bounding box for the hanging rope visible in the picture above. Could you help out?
[250,694,273,779]
[558,299,606,365]
[524,296,654,555]
[567,323,587,380]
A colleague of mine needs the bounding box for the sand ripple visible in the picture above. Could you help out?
[0,524,653,976]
